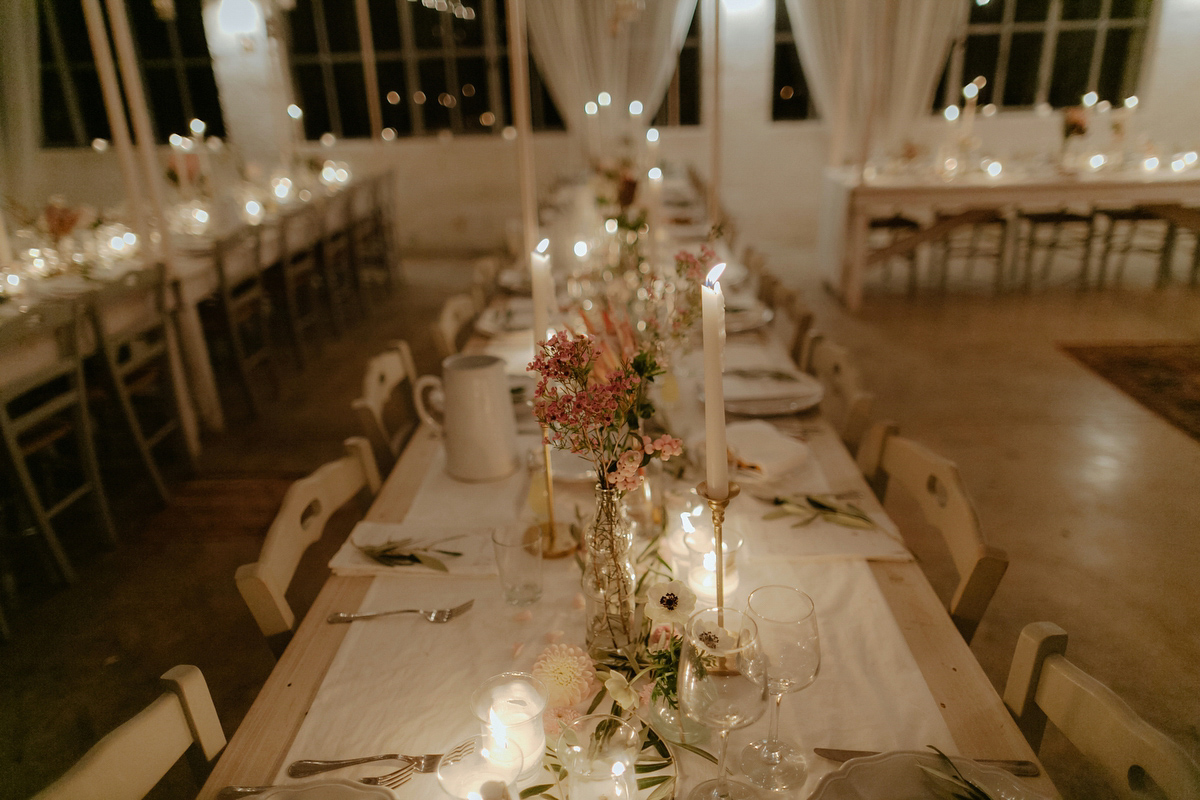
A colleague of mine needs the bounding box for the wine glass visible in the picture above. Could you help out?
[739,586,820,791]
[678,607,769,800]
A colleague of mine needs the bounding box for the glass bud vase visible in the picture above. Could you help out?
[582,484,637,658]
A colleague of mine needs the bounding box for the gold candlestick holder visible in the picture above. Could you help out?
[534,428,575,559]
[696,481,740,610]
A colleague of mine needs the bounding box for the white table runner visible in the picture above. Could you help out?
[275,559,955,798]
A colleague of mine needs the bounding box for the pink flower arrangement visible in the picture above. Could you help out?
[530,330,682,493]
[670,245,718,341]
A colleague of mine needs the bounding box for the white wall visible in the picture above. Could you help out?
[21,0,1200,270]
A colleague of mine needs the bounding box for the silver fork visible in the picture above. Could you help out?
[327,599,474,624]
[290,739,475,780]
[360,740,476,790]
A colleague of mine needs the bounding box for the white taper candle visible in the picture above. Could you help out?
[530,237,553,345]
[702,262,729,500]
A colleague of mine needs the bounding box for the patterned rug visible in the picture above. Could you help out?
[1062,342,1200,442]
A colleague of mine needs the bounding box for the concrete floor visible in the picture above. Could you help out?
[2,256,1198,799]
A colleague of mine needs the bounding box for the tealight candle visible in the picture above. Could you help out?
[684,527,742,600]
[471,673,547,780]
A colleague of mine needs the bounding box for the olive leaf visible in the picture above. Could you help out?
[357,536,464,569]
[764,495,876,530]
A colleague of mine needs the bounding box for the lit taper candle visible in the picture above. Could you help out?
[702,262,729,500]
[530,237,553,345]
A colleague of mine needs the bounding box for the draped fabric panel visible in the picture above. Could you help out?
[0,0,41,203]
[785,0,963,162]
[525,0,697,161]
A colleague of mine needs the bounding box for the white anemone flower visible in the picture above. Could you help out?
[645,580,696,626]
[604,671,639,710]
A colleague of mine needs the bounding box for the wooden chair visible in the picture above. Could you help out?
[775,294,815,369]
[319,186,368,332]
[236,437,380,656]
[352,341,419,474]
[857,421,1008,643]
[471,256,503,313]
[352,172,399,294]
[270,202,327,368]
[432,293,477,360]
[803,333,874,454]
[931,209,1010,294]
[1004,621,1200,799]
[202,224,278,418]
[88,264,192,504]
[1016,209,1096,291]
[32,665,226,800]
[0,301,116,584]
[1094,207,1173,289]
[868,213,921,295]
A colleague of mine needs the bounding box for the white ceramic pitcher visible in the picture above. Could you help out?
[413,354,518,482]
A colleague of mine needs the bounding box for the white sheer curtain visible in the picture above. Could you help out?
[0,0,41,203]
[785,0,963,162]
[525,0,697,160]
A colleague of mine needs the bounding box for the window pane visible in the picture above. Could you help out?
[324,1,361,53]
[1049,30,1095,107]
[773,42,810,120]
[412,5,445,50]
[377,60,412,135]
[74,69,111,142]
[1003,32,1043,106]
[1060,0,1101,20]
[1013,0,1050,22]
[39,8,55,67]
[146,67,186,138]
[969,0,1005,24]
[188,66,226,138]
[1097,27,1137,103]
[1111,0,1152,19]
[678,45,701,125]
[451,12,484,49]
[962,33,1000,105]
[931,58,949,112]
[333,63,371,137]
[289,0,320,55]
[128,0,172,61]
[41,68,78,146]
[775,0,790,32]
[54,2,93,63]
[176,0,211,58]
[295,63,331,138]
[369,0,402,52]
[418,59,451,130]
[456,57,489,133]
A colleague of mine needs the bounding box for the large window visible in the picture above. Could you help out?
[771,0,815,121]
[285,0,701,140]
[39,0,225,147]
[935,0,1154,111]
[650,8,702,127]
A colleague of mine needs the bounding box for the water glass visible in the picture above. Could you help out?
[493,525,543,606]
[557,714,639,800]
[436,735,524,800]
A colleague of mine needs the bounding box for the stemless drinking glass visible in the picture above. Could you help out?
[557,714,640,800]
[436,735,524,800]
[492,525,543,605]
[739,586,821,790]
[678,607,768,800]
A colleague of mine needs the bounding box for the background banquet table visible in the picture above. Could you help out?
[819,165,1200,311]
[196,366,1059,799]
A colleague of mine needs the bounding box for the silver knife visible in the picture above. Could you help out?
[812,748,1040,777]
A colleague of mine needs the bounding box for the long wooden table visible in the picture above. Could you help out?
[198,408,1059,798]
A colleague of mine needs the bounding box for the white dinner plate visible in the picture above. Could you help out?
[722,369,824,417]
[723,299,773,333]
[497,268,532,293]
[477,298,535,336]
[258,778,395,799]
[809,751,1053,800]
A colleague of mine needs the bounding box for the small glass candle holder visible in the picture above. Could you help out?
[684,527,742,601]
[437,735,524,800]
[472,672,548,780]
[557,715,640,800]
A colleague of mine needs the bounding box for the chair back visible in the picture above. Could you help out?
[857,422,1008,643]
[280,203,323,271]
[236,438,381,640]
[471,257,502,313]
[807,335,874,453]
[775,295,814,368]
[0,300,82,401]
[32,665,225,800]
[1004,622,1200,800]
[432,294,477,360]
[213,223,263,294]
[352,341,419,472]
[89,264,173,363]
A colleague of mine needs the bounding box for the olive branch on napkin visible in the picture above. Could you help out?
[920,746,999,800]
[356,535,465,572]
[762,494,876,530]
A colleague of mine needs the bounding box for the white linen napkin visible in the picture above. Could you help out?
[727,419,811,479]
[329,521,498,577]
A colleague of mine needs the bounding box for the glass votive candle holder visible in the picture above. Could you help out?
[557,715,640,800]
[472,672,548,780]
[437,735,524,800]
[684,527,742,601]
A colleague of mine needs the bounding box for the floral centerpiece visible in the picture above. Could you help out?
[530,331,682,657]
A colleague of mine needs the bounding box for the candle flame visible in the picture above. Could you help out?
[488,708,508,747]
[704,263,726,288]
[536,238,550,254]
[703,552,716,572]
[681,513,694,533]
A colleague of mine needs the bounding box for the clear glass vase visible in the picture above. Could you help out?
[647,693,709,746]
[582,484,637,658]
